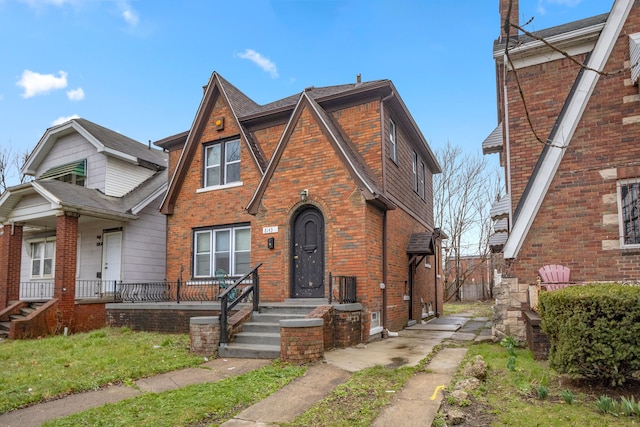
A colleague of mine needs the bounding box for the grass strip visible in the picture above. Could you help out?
[43,361,305,427]
[0,328,203,413]
[284,365,414,427]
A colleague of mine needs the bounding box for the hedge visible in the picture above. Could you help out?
[538,283,640,386]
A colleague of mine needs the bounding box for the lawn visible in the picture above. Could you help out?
[0,327,204,413]
[437,341,640,426]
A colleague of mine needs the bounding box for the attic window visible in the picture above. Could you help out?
[39,159,86,187]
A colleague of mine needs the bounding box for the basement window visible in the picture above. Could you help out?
[369,311,383,336]
[617,179,640,248]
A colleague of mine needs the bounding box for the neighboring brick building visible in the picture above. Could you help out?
[445,255,491,301]
[156,72,444,340]
[484,0,640,340]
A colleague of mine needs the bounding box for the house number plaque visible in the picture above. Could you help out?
[262,226,278,234]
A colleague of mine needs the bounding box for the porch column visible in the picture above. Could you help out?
[54,212,78,331]
[0,223,23,309]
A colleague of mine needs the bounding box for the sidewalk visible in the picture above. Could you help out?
[0,308,492,427]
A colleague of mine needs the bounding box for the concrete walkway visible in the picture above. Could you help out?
[0,309,492,427]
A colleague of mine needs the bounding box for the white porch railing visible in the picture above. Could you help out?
[18,280,118,300]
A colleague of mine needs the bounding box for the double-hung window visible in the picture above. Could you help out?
[30,239,55,278]
[389,120,397,163]
[204,139,241,188]
[618,179,640,247]
[412,151,418,192]
[194,225,250,277]
[420,161,426,200]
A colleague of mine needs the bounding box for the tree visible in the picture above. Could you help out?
[0,142,30,194]
[433,141,501,301]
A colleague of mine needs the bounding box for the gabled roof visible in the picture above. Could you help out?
[245,91,396,215]
[160,72,440,215]
[406,232,435,255]
[0,170,167,223]
[23,118,166,176]
[160,72,267,214]
[502,0,634,259]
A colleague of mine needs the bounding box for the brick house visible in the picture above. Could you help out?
[156,72,444,343]
[0,118,167,338]
[484,0,640,340]
[444,255,491,301]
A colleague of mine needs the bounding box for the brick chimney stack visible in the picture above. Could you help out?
[500,0,519,39]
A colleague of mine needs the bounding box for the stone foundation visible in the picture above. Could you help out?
[493,277,529,343]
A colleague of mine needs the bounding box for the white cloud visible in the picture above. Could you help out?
[20,0,76,8]
[237,49,279,78]
[118,0,139,27]
[67,87,85,101]
[17,70,68,98]
[51,114,80,126]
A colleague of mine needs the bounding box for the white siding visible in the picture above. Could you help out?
[35,133,107,192]
[121,196,166,281]
[10,194,53,222]
[76,220,122,281]
[105,157,154,197]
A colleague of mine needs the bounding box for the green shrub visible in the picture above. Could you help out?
[560,389,574,405]
[536,385,548,400]
[539,284,640,386]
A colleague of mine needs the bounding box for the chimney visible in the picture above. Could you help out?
[356,73,361,84]
[499,0,519,39]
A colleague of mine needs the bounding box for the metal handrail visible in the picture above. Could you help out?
[329,273,357,304]
[219,263,262,345]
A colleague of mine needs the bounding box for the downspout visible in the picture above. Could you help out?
[380,90,394,337]
[382,210,388,335]
[433,229,440,317]
[502,57,513,232]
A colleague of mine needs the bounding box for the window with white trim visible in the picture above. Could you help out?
[389,119,397,163]
[618,179,640,247]
[412,151,418,192]
[30,238,55,278]
[204,139,240,188]
[420,161,426,200]
[194,225,250,277]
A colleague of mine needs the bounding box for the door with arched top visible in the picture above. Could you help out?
[291,206,325,298]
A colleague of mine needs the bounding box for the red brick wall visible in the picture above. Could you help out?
[74,302,106,333]
[504,6,640,284]
[106,307,219,333]
[280,323,324,364]
[0,224,22,309]
[54,213,78,330]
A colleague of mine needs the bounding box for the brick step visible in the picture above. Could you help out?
[20,307,36,316]
[0,321,10,332]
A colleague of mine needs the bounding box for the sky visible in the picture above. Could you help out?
[0,0,613,186]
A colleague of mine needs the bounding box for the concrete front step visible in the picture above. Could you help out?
[218,343,280,359]
[251,313,306,323]
[242,322,281,333]
[234,331,280,346]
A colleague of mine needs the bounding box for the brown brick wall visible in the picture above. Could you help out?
[280,323,324,364]
[74,302,107,333]
[54,213,78,330]
[106,307,218,333]
[504,7,640,284]
[0,224,22,309]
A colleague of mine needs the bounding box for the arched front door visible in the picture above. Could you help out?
[291,206,325,298]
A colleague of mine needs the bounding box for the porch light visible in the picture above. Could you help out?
[300,189,308,202]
